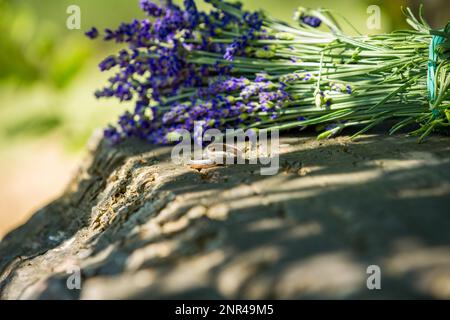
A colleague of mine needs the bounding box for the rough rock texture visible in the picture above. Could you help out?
[1,132,450,299]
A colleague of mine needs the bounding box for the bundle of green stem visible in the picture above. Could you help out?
[91,0,450,144]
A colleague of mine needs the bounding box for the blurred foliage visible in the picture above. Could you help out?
[0,0,448,154]
[0,0,91,89]
[5,111,63,138]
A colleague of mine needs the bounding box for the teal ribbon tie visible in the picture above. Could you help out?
[427,34,444,115]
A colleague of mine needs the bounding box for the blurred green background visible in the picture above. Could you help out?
[0,0,448,237]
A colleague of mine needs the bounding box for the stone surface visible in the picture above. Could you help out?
[1,133,450,299]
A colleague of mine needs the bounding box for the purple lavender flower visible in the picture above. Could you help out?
[115,83,133,101]
[140,0,164,17]
[224,28,259,61]
[255,73,269,83]
[104,126,122,145]
[95,87,114,98]
[199,77,250,97]
[294,7,322,28]
[346,85,353,94]
[184,0,200,28]
[99,56,117,71]
[88,0,275,145]
[243,12,263,29]
[330,82,353,94]
[85,27,99,39]
[280,72,314,83]
[301,15,322,28]
[222,10,263,61]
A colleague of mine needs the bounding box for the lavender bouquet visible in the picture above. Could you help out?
[86,0,450,144]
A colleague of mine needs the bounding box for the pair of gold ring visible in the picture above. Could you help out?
[188,143,242,169]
